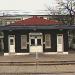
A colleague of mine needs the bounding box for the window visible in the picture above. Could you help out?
[45,34,51,48]
[37,39,41,45]
[31,39,35,46]
[68,30,75,49]
[10,39,14,45]
[58,35,62,44]
[21,35,27,49]
[7,22,10,25]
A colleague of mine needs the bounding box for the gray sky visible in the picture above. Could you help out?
[0,0,57,10]
[0,0,58,15]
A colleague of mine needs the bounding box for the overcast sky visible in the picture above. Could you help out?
[0,0,58,15]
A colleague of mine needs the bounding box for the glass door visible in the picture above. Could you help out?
[57,34,63,53]
[8,35,15,53]
[29,34,43,53]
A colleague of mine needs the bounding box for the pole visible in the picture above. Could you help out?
[35,48,38,72]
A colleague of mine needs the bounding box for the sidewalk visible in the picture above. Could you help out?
[0,53,75,62]
[0,54,75,74]
[0,65,75,74]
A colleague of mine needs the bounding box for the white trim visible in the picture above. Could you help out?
[4,52,68,56]
[8,35,15,53]
[15,53,29,55]
[29,33,42,35]
[62,52,68,54]
[44,52,68,55]
[44,52,57,54]
[4,53,9,56]
[4,53,30,56]
[57,34,64,52]
[29,32,43,53]
[4,53,16,56]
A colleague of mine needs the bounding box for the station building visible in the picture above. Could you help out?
[0,16,75,55]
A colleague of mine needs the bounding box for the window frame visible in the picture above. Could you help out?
[21,35,27,49]
[45,34,51,48]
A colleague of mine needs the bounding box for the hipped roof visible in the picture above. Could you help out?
[0,16,75,31]
[10,16,62,26]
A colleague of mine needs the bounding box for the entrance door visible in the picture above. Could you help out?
[8,35,15,53]
[57,34,63,52]
[29,33,43,53]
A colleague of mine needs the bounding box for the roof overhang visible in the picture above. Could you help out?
[0,25,75,31]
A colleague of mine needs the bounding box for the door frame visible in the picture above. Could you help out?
[8,35,15,53]
[57,34,64,53]
[29,33,43,53]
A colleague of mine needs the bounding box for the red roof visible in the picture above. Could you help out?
[11,16,62,26]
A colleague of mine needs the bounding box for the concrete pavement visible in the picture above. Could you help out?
[0,53,75,62]
[0,65,75,74]
[0,53,75,74]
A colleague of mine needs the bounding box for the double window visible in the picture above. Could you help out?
[31,38,42,46]
[45,34,51,48]
[21,35,27,49]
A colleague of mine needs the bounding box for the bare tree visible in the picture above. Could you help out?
[46,0,75,25]
[58,0,75,14]
[57,0,75,25]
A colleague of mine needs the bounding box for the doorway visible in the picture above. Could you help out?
[8,35,15,53]
[29,33,43,53]
[57,34,64,53]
